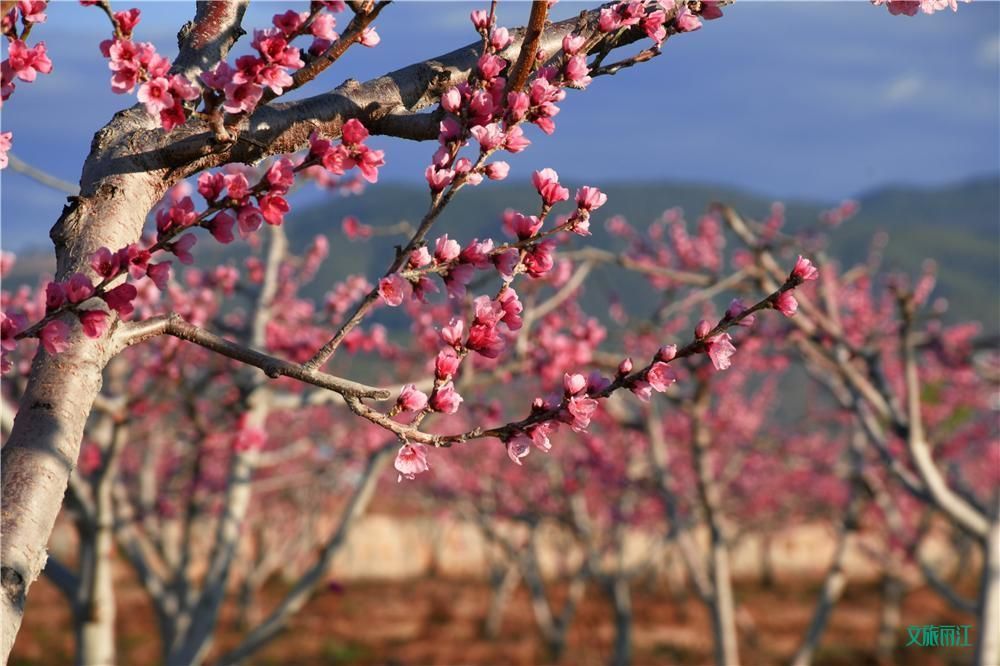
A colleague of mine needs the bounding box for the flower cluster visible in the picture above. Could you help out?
[83,2,364,132]
[1,0,52,167]
[871,0,970,15]
[0,120,380,366]
[597,0,723,42]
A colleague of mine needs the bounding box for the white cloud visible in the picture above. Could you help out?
[883,74,924,104]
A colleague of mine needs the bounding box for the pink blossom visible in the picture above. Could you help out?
[7,40,52,82]
[208,212,236,244]
[705,332,736,371]
[45,281,66,312]
[409,246,432,268]
[201,61,234,90]
[564,55,591,87]
[657,345,677,362]
[170,233,197,264]
[137,77,175,115]
[434,235,461,263]
[523,240,556,278]
[224,172,251,202]
[642,10,667,44]
[566,395,598,432]
[342,215,373,240]
[506,91,530,122]
[78,310,109,339]
[484,161,509,180]
[497,288,523,330]
[564,373,587,396]
[575,186,607,211]
[726,298,756,327]
[359,26,380,47]
[272,9,306,35]
[435,347,462,380]
[66,273,95,304]
[506,435,531,465]
[252,29,303,67]
[310,12,338,41]
[490,27,512,51]
[395,443,430,481]
[39,319,70,354]
[774,290,798,317]
[695,319,712,338]
[159,105,187,131]
[18,1,47,23]
[430,382,463,414]
[630,380,652,402]
[397,384,429,412]
[259,193,290,225]
[90,247,120,279]
[477,53,506,80]
[441,318,464,347]
[470,9,490,31]
[0,132,11,169]
[237,206,264,237]
[378,274,409,307]
[791,255,819,282]
[425,166,455,192]
[675,6,703,32]
[532,168,570,206]
[223,81,263,114]
[350,146,384,183]
[528,423,554,452]
[701,1,725,19]
[493,248,519,280]
[441,87,462,113]
[342,118,369,146]
[562,34,586,55]
[510,212,542,240]
[113,7,140,34]
[470,123,505,151]
[647,362,676,392]
[146,262,171,290]
[504,126,531,153]
[197,170,226,199]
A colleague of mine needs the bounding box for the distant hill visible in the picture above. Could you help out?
[6,176,998,328]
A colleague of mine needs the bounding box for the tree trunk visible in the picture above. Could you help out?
[708,537,740,666]
[875,572,904,662]
[75,521,116,666]
[974,512,1000,666]
[484,561,520,639]
[607,577,632,666]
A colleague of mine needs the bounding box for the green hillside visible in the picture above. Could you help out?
[6,177,997,328]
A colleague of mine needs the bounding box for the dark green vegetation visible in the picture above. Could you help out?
[7,175,997,328]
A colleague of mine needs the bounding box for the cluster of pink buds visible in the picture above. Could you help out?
[597,1,723,43]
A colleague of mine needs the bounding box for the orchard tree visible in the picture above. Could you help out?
[0,0,980,664]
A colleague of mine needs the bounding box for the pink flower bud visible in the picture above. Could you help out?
[656,345,677,362]
[618,357,633,375]
[430,382,463,414]
[563,373,587,396]
[470,9,489,31]
[435,347,461,379]
[695,320,712,339]
[484,161,510,180]
[65,273,95,304]
[791,255,819,282]
[774,290,798,317]
[396,384,429,412]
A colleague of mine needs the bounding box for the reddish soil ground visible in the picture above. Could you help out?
[11,572,978,665]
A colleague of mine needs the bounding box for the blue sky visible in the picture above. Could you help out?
[1,1,998,251]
